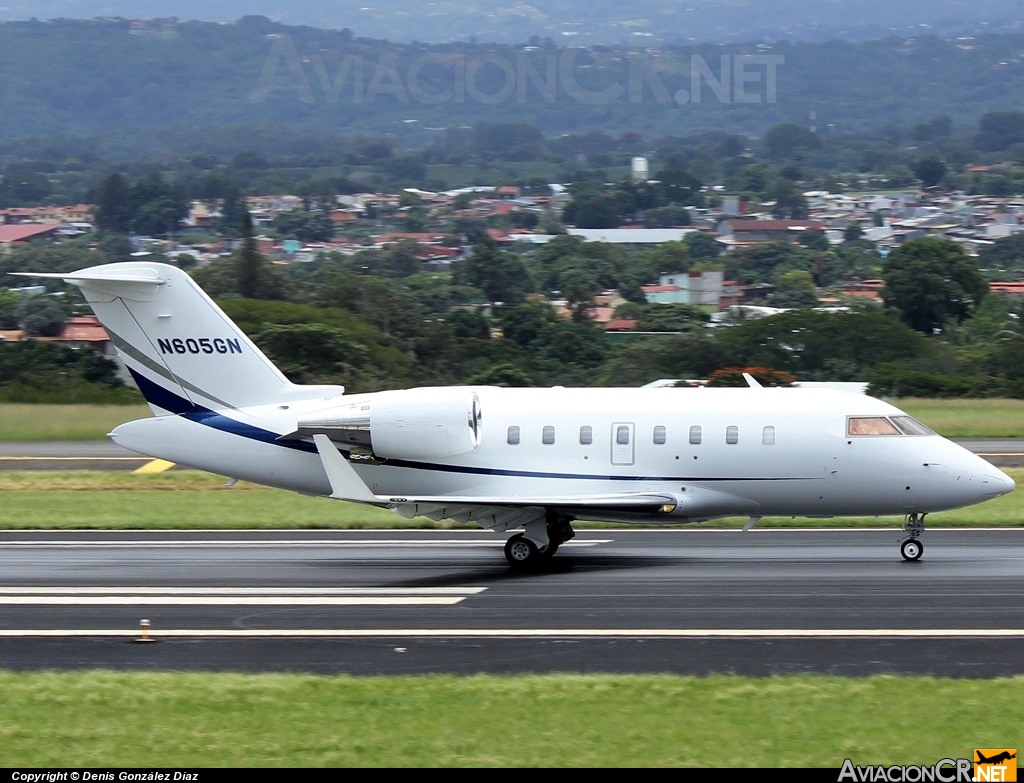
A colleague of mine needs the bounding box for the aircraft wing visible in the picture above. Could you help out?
[311,435,679,530]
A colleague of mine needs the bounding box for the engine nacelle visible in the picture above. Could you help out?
[296,387,482,460]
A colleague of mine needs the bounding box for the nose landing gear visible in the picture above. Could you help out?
[899,513,925,562]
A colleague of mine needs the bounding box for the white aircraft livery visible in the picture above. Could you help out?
[16,262,1015,569]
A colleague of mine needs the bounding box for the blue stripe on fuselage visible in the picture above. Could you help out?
[127,368,317,454]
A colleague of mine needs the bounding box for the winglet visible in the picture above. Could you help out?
[312,434,380,503]
[742,372,764,389]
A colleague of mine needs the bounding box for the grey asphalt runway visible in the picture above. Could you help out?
[0,528,1021,676]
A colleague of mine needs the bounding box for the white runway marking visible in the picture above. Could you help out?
[0,629,1021,638]
[1,587,1020,639]
[0,586,485,605]
[0,586,487,594]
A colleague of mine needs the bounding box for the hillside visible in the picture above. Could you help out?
[1,1,1022,45]
[1,17,1024,153]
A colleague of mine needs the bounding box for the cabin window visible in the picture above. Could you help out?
[542,425,555,445]
[507,425,521,445]
[653,425,667,445]
[616,425,630,445]
[847,416,900,436]
[762,425,776,445]
[579,425,593,445]
[689,425,702,445]
[726,425,739,444]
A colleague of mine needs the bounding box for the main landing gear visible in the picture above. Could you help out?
[504,510,576,570]
[899,512,925,562]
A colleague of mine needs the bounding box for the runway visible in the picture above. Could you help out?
[0,528,1021,676]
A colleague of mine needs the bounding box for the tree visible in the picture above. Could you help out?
[976,110,1024,152]
[17,296,66,337]
[798,229,830,252]
[654,169,704,208]
[272,209,334,242]
[643,204,691,228]
[251,323,372,388]
[912,157,947,188]
[562,192,620,229]
[632,304,709,332]
[498,301,559,349]
[217,182,246,237]
[194,210,283,300]
[453,240,533,305]
[0,167,52,205]
[445,309,491,341]
[978,232,1024,276]
[881,237,987,334]
[711,309,927,379]
[684,230,723,260]
[93,172,133,233]
[0,290,19,329]
[762,123,822,159]
[237,209,267,299]
[767,270,818,308]
[645,241,690,274]
[767,178,809,219]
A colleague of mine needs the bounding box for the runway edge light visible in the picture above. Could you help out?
[134,618,155,644]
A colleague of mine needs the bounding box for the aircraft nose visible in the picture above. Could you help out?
[984,469,1016,498]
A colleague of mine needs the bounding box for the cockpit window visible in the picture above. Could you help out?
[890,415,935,436]
[847,416,900,436]
[846,415,936,436]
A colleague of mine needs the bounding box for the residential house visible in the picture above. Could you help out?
[643,270,726,306]
[0,223,62,253]
[716,219,826,246]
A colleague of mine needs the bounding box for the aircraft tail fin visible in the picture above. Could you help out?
[12,262,342,414]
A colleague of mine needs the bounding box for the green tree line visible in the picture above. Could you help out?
[5,230,1024,402]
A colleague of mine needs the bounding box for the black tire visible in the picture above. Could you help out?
[504,533,538,569]
[900,538,924,562]
[539,541,559,559]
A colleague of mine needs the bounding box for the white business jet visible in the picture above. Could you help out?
[15,262,1015,569]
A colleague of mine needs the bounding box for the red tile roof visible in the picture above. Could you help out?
[605,319,637,331]
[727,220,825,232]
[1,316,110,344]
[0,224,61,242]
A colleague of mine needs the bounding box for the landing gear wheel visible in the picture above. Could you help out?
[900,538,923,562]
[504,533,539,569]
[539,541,559,559]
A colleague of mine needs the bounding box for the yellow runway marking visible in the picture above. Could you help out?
[133,459,176,474]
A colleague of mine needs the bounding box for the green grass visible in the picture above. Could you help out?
[0,403,150,441]
[0,672,1019,767]
[0,469,1021,529]
[895,398,1024,438]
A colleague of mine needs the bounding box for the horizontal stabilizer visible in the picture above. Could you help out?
[10,269,165,285]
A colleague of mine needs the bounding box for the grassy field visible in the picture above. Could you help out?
[893,397,1024,437]
[0,671,1020,767]
[3,398,1024,440]
[0,468,1021,528]
[0,403,150,441]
